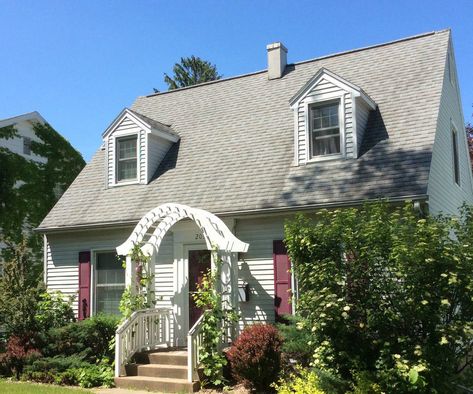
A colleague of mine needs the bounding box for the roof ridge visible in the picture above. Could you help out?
[143,29,449,99]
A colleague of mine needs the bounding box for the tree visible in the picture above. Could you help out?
[160,56,221,91]
[285,202,473,392]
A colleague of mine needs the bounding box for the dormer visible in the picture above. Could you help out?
[290,68,376,165]
[102,108,179,187]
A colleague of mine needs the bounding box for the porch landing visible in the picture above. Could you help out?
[115,349,200,393]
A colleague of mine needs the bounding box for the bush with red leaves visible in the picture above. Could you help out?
[0,335,41,379]
[227,324,282,392]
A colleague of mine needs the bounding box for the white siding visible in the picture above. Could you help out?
[297,78,354,163]
[235,216,286,329]
[154,232,174,308]
[0,118,47,164]
[355,99,371,157]
[427,45,473,215]
[45,227,131,315]
[106,116,145,186]
[147,134,173,182]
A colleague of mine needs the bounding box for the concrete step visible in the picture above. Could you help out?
[135,350,188,366]
[126,363,188,379]
[115,376,200,393]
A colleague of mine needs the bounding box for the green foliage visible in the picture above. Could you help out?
[284,201,473,392]
[35,291,75,331]
[273,366,325,394]
[162,55,221,91]
[276,315,314,368]
[192,251,238,387]
[0,240,43,338]
[44,314,119,363]
[119,243,155,319]
[0,121,85,260]
[75,361,114,388]
[21,356,113,388]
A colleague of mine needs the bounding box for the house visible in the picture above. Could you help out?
[0,112,49,270]
[37,29,473,391]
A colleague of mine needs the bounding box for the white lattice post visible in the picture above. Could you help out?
[219,250,233,345]
[125,255,134,288]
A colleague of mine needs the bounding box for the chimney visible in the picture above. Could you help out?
[267,42,287,80]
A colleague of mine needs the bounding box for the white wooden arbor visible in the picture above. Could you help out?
[116,203,249,318]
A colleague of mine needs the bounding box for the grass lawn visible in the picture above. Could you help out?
[0,379,94,393]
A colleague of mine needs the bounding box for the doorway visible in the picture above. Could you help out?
[188,249,211,328]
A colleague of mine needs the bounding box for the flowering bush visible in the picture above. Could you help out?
[227,324,282,392]
[273,366,325,394]
[285,202,473,392]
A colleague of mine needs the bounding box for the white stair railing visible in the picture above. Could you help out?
[115,308,172,377]
[187,313,205,382]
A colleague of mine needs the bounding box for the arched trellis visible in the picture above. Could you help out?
[116,203,249,333]
[116,203,249,257]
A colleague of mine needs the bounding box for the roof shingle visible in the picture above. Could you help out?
[38,30,449,230]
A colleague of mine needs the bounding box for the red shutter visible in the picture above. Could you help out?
[78,251,91,320]
[273,240,292,321]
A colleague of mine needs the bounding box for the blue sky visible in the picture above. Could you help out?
[1,0,472,161]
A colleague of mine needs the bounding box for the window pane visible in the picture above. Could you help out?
[311,103,339,130]
[312,134,341,156]
[118,137,137,160]
[118,159,137,181]
[96,252,124,315]
[97,253,124,285]
[96,286,125,315]
[452,129,460,185]
[23,137,31,155]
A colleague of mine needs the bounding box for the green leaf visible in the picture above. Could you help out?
[409,368,419,384]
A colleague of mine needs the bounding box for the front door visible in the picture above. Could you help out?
[188,249,211,329]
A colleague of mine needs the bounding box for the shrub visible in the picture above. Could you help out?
[0,240,43,339]
[44,314,119,363]
[285,202,473,392]
[76,361,114,388]
[35,291,75,331]
[276,315,314,368]
[227,324,282,392]
[1,335,41,379]
[21,355,114,388]
[273,366,325,394]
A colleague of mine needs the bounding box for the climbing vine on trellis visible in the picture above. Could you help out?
[192,248,238,387]
[119,243,155,319]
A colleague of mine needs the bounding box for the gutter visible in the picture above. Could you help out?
[35,194,429,234]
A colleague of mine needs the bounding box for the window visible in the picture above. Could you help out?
[23,137,31,155]
[448,52,455,86]
[309,101,341,158]
[116,136,137,182]
[95,252,125,315]
[452,127,460,185]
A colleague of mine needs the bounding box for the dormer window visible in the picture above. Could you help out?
[103,108,179,187]
[310,101,341,158]
[290,68,376,165]
[116,136,137,182]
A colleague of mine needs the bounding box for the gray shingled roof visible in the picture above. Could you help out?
[38,30,449,230]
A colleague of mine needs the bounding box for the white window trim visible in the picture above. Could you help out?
[304,92,346,163]
[91,249,124,316]
[112,132,141,186]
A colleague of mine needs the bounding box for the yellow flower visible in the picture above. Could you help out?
[343,305,351,311]
[441,299,451,306]
[440,336,449,345]
[421,300,429,305]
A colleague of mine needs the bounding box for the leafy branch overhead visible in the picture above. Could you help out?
[157,56,222,92]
